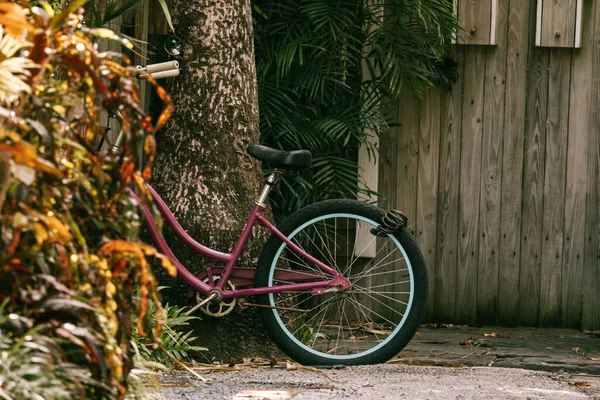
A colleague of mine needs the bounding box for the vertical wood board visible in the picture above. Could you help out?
[581,0,600,331]
[498,0,532,325]
[519,38,550,326]
[477,0,509,325]
[434,48,465,322]
[395,94,420,235]
[569,0,597,329]
[379,99,399,212]
[539,49,570,327]
[456,48,485,324]
[456,0,494,45]
[417,90,441,319]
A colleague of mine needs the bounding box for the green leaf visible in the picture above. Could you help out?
[157,0,175,34]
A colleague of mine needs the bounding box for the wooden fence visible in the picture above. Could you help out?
[377,1,600,329]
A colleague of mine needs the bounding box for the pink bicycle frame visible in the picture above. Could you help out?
[128,177,349,299]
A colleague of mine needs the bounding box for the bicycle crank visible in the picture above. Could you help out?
[193,276,237,317]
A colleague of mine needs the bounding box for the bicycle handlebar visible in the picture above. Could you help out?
[101,62,179,152]
[136,61,180,80]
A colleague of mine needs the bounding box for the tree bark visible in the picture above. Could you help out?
[151,0,280,361]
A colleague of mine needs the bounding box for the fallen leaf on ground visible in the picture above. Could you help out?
[285,361,333,380]
[363,383,373,387]
[568,381,592,389]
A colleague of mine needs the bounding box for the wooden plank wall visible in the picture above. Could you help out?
[381,0,600,329]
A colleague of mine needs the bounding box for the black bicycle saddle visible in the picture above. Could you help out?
[247,144,312,170]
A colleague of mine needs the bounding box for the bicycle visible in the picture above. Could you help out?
[107,60,428,366]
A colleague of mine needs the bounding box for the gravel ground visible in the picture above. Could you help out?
[146,364,600,399]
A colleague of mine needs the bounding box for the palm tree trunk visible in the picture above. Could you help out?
[151,0,280,361]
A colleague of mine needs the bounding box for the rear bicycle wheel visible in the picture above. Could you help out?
[255,199,427,365]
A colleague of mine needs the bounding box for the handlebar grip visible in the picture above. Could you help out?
[149,69,180,79]
[146,61,179,74]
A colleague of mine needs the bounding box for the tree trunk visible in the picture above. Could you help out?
[151,0,280,361]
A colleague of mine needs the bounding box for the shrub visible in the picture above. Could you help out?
[0,2,174,398]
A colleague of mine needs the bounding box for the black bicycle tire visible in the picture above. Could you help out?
[255,199,428,365]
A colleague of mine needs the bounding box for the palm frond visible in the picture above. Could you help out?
[0,30,36,104]
[254,0,457,221]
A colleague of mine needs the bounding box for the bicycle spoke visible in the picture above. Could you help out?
[333,219,337,267]
[350,256,407,282]
[342,234,390,277]
[352,287,406,316]
[343,233,377,276]
[346,293,386,341]
[355,289,411,296]
[352,287,411,297]
[299,229,335,270]
[346,292,398,328]
[290,298,337,339]
[350,248,403,283]
[366,281,410,290]
[310,300,333,348]
[341,301,360,355]
[353,270,411,281]
[344,219,359,275]
[333,297,346,355]
[316,220,336,269]
[285,296,339,331]
[279,254,327,279]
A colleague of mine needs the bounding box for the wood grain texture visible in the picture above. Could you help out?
[456,48,485,324]
[378,99,399,212]
[457,0,493,45]
[582,0,600,330]
[519,36,550,326]
[434,48,465,323]
[476,0,509,325]
[395,93,420,235]
[563,0,596,329]
[384,0,599,328]
[498,0,531,326]
[539,49,570,327]
[417,89,441,319]
[539,0,578,47]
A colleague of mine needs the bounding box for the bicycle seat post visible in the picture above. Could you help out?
[256,171,279,208]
